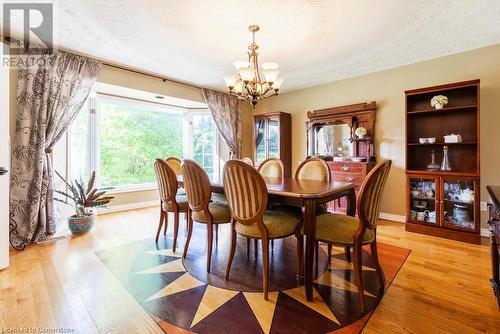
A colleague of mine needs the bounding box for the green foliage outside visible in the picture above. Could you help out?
[100,102,183,187]
[192,114,215,176]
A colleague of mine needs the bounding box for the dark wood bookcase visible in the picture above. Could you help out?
[405,80,481,244]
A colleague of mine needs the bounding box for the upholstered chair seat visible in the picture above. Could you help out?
[313,213,375,244]
[236,209,300,239]
[192,202,232,223]
[162,195,189,212]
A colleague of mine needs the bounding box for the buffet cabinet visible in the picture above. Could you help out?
[326,161,375,213]
[253,112,292,177]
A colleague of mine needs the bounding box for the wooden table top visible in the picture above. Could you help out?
[178,175,354,199]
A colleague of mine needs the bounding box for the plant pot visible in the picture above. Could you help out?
[68,213,96,233]
[434,103,444,110]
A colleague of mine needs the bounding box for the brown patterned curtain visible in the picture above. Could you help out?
[9,47,102,249]
[201,88,242,158]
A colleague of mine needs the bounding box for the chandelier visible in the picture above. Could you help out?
[224,25,284,107]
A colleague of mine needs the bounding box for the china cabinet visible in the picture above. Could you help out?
[306,102,377,213]
[405,80,480,244]
[253,112,291,177]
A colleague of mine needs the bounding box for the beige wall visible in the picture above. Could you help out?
[252,44,500,228]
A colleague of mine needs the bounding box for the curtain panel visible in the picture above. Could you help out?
[201,88,242,158]
[9,47,102,249]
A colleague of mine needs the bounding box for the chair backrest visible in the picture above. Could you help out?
[258,158,284,179]
[223,159,268,226]
[295,158,331,182]
[154,158,178,202]
[181,159,212,212]
[357,160,392,230]
[241,157,254,166]
[166,157,182,176]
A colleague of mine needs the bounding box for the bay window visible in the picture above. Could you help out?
[69,94,220,191]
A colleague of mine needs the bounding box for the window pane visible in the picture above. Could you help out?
[192,113,216,178]
[99,100,184,187]
[70,100,91,181]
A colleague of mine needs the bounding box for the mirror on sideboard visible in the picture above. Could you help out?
[313,124,353,158]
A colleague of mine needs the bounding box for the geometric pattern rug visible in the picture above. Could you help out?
[96,224,410,334]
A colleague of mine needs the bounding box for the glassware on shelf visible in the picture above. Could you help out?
[426,150,440,171]
[440,145,452,171]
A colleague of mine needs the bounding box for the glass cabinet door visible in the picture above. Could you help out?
[255,118,266,165]
[408,176,439,225]
[441,177,477,231]
[267,117,280,159]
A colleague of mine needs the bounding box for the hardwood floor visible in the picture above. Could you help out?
[1,206,499,333]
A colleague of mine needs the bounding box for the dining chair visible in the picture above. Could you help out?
[313,160,391,313]
[182,159,232,273]
[223,160,302,300]
[154,159,189,253]
[166,156,185,195]
[258,158,284,179]
[295,157,333,260]
[241,157,254,166]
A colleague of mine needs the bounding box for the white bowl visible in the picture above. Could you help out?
[428,137,436,144]
[419,138,428,144]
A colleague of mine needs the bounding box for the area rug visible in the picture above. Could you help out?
[96,224,410,334]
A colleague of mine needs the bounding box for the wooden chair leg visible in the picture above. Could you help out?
[370,236,385,290]
[207,222,213,273]
[225,220,237,280]
[352,241,365,313]
[327,243,332,265]
[156,210,165,243]
[183,209,193,258]
[345,245,352,262]
[246,238,250,259]
[215,224,219,244]
[254,239,258,260]
[262,236,269,300]
[163,211,169,235]
[296,232,303,279]
[172,210,179,253]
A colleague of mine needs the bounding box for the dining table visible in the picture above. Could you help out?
[178,175,356,302]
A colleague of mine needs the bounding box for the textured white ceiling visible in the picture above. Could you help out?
[4,0,500,92]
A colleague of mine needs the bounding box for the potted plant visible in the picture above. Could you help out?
[54,171,114,233]
[355,126,368,138]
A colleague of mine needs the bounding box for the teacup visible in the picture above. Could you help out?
[416,211,426,221]
[428,137,436,144]
[419,138,428,144]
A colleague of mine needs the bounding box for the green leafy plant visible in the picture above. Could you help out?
[54,171,114,217]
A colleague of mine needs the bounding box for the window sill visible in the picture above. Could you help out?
[107,184,158,194]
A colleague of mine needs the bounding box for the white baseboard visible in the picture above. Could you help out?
[97,200,159,215]
[379,212,406,223]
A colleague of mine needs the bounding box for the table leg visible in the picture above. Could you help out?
[346,188,356,217]
[303,198,317,302]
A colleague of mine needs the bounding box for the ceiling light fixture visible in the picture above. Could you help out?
[224,25,284,107]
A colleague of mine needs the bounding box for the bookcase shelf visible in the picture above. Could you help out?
[405,80,480,244]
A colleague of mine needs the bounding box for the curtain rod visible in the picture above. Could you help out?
[2,34,204,91]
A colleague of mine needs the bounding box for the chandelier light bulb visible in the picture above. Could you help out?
[263,69,280,83]
[272,77,284,90]
[224,76,237,89]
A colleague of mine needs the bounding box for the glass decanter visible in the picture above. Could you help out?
[426,150,440,171]
[440,145,452,171]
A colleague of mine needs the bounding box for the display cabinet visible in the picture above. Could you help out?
[253,112,291,177]
[405,80,480,244]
